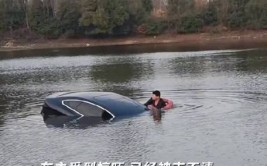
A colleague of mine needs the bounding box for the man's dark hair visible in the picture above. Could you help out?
[153,90,161,97]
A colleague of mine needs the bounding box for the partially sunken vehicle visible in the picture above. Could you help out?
[41,92,147,121]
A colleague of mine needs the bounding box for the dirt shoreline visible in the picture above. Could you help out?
[1,30,267,52]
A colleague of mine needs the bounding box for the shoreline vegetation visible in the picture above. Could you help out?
[0,0,266,52]
[1,30,267,52]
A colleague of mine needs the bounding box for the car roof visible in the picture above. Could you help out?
[47,92,118,100]
[45,92,146,116]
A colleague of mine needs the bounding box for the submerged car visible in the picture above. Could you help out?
[41,92,147,120]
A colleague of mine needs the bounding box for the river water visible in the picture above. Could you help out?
[0,45,266,166]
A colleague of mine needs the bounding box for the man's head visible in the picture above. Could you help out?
[152,90,161,100]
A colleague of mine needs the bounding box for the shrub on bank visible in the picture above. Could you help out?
[142,19,167,35]
[178,14,204,33]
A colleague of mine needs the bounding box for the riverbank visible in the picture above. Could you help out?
[1,30,267,52]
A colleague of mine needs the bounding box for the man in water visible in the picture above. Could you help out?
[144,90,166,110]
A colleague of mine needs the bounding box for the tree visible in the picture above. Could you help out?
[226,0,250,28]
[28,0,61,38]
[106,0,129,34]
[80,0,129,36]
[245,0,267,29]
[201,1,218,26]
[215,0,230,25]
[128,0,147,24]
[56,0,81,37]
[92,5,110,35]
[142,0,153,12]
[0,0,25,32]
[167,0,194,17]
[79,0,97,27]
[167,0,196,32]
[28,0,44,31]
[0,0,5,32]
[19,0,30,30]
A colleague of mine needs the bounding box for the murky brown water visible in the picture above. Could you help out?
[0,45,266,166]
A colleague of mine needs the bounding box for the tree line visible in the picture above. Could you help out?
[167,0,267,33]
[0,0,266,39]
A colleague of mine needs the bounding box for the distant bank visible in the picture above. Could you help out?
[1,30,267,52]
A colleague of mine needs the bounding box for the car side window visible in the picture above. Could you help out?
[63,101,81,109]
[76,102,104,117]
[63,100,105,117]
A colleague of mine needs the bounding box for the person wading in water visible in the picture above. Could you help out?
[144,90,167,109]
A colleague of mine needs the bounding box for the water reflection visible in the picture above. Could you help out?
[42,115,109,129]
[1,41,267,60]
[149,108,162,122]
[91,63,139,83]
[89,56,153,97]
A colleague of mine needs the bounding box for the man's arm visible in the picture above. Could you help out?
[144,97,153,107]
